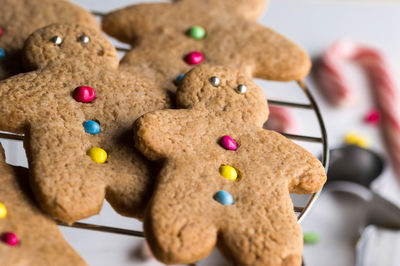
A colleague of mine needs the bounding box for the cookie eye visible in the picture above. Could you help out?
[78,35,90,44]
[209,76,220,87]
[50,36,62,45]
[235,84,247,94]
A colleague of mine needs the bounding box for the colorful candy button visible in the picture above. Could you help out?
[0,48,5,59]
[219,165,238,181]
[175,74,184,86]
[184,51,204,65]
[344,132,370,148]
[87,147,107,163]
[2,232,18,246]
[213,190,234,205]
[220,135,237,151]
[73,86,95,103]
[83,120,100,135]
[188,26,206,40]
[0,202,6,219]
[304,232,320,245]
[364,108,381,125]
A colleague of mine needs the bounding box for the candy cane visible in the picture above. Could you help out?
[264,105,298,134]
[316,41,357,105]
[317,40,400,183]
[353,46,400,181]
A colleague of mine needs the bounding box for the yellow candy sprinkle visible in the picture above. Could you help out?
[344,132,370,148]
[87,147,107,163]
[0,202,7,218]
[219,165,238,181]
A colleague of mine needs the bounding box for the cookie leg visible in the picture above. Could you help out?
[26,125,105,223]
[105,143,156,219]
[144,163,218,264]
[283,254,303,266]
[145,212,217,264]
[217,194,303,266]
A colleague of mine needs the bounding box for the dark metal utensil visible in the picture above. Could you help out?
[328,145,384,187]
[327,145,400,229]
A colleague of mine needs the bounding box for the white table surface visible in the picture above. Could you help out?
[2,0,400,265]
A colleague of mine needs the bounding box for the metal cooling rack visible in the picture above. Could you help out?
[0,81,329,234]
[0,10,329,264]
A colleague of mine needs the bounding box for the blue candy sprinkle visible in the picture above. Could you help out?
[214,190,234,205]
[83,120,100,135]
[0,48,5,59]
[175,74,185,85]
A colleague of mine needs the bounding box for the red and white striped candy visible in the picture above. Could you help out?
[316,40,363,105]
[317,40,400,183]
[264,106,298,134]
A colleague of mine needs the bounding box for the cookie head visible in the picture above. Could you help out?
[177,65,269,126]
[23,23,118,70]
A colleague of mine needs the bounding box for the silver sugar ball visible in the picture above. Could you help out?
[78,35,90,44]
[50,36,62,45]
[209,76,220,87]
[236,84,247,94]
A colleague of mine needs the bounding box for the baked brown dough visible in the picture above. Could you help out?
[0,0,99,80]
[134,65,326,265]
[0,24,170,223]
[0,144,86,266]
[102,0,311,92]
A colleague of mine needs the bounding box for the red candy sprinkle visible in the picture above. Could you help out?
[73,86,95,103]
[365,108,381,125]
[220,135,238,151]
[0,28,3,37]
[2,232,18,246]
[184,51,204,65]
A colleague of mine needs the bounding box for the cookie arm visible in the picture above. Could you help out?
[102,3,171,44]
[215,0,268,20]
[263,130,326,194]
[134,109,189,161]
[244,24,311,81]
[0,72,38,133]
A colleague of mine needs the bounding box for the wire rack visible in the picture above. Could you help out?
[0,82,329,233]
[0,10,329,264]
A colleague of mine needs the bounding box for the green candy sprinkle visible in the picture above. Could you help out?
[188,26,206,40]
[304,232,320,244]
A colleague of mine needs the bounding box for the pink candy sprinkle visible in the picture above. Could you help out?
[365,108,381,125]
[2,232,18,246]
[0,28,3,37]
[220,135,238,151]
[73,86,95,103]
[184,51,204,65]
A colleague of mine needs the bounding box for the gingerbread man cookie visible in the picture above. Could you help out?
[102,0,310,92]
[0,144,86,266]
[134,65,326,265]
[0,0,99,80]
[0,23,170,223]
